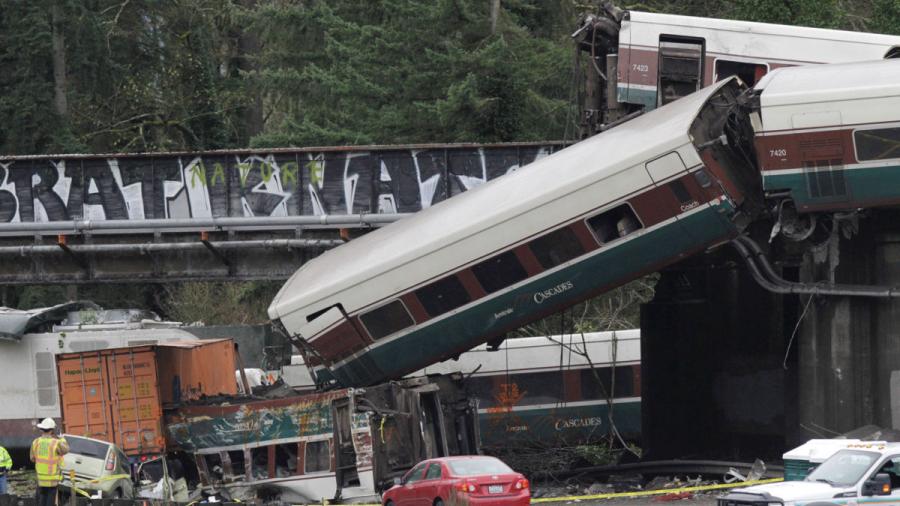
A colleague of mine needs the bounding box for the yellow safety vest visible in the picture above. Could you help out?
[32,437,62,487]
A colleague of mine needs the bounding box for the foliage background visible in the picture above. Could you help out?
[1,0,898,327]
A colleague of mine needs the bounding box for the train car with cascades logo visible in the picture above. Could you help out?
[268,76,762,388]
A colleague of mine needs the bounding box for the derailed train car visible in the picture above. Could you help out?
[751,60,900,214]
[574,4,900,135]
[165,374,478,504]
[268,76,762,388]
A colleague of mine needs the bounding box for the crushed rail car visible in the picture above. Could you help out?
[56,341,479,504]
[268,76,761,388]
[166,375,478,504]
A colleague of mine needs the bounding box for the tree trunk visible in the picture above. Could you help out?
[238,0,264,141]
[51,1,68,117]
[490,0,501,35]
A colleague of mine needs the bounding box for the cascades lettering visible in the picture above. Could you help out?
[533,281,574,304]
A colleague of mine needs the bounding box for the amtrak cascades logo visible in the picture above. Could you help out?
[533,281,574,304]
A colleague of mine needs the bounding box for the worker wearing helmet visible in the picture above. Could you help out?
[30,418,68,506]
[0,443,12,494]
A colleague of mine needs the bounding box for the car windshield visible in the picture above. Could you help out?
[448,458,513,476]
[806,450,879,487]
[65,436,110,460]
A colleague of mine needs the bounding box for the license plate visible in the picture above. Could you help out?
[489,485,503,494]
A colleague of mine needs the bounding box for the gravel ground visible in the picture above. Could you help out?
[543,494,719,506]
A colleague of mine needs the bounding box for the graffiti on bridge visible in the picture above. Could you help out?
[0,145,561,223]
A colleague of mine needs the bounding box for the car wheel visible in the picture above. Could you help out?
[384,501,395,506]
[113,488,123,499]
[434,499,444,506]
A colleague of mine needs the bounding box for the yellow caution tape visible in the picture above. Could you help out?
[253,477,785,506]
[60,469,132,498]
[531,477,784,503]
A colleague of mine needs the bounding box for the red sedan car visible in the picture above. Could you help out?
[382,455,530,506]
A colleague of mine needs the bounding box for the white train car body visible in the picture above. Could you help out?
[615,11,900,110]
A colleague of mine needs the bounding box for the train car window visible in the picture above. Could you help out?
[204,453,225,484]
[416,276,471,317]
[714,59,768,86]
[580,367,635,399]
[528,227,585,269]
[251,447,270,480]
[511,370,566,405]
[855,127,900,161]
[227,450,247,479]
[274,444,299,477]
[305,440,330,473]
[586,204,643,244]
[472,250,528,293]
[693,168,713,188]
[360,300,414,340]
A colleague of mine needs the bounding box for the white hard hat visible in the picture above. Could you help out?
[36,418,56,430]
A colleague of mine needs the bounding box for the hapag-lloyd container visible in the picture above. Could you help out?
[56,339,238,456]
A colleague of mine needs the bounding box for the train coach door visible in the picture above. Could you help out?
[657,37,704,106]
[644,152,703,244]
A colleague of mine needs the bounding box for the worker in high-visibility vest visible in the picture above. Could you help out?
[0,443,12,494]
[29,418,68,506]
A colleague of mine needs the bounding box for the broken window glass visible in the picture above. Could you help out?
[274,444,299,477]
[203,453,224,484]
[360,300,414,340]
[855,128,900,162]
[586,204,643,244]
[305,440,331,473]
[140,458,166,483]
[251,447,270,480]
[528,227,586,270]
[416,275,471,318]
[472,250,528,293]
[227,450,246,480]
[714,59,768,86]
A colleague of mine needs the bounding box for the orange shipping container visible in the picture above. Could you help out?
[56,339,238,456]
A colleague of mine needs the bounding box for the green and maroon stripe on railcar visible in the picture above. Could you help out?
[756,124,900,212]
[315,197,737,387]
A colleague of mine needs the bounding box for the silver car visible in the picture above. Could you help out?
[59,435,133,499]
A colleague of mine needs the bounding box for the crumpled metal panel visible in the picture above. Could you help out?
[165,390,352,451]
[0,300,100,340]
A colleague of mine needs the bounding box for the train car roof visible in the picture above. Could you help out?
[269,80,733,322]
[755,59,900,108]
[627,11,900,49]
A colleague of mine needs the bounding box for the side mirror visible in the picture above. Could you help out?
[393,477,402,486]
[863,473,892,496]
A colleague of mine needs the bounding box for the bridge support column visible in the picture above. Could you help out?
[641,235,788,459]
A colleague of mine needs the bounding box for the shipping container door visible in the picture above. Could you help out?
[56,353,113,441]
[106,349,164,456]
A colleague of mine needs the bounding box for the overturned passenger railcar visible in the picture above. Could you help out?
[165,375,478,504]
[268,77,762,388]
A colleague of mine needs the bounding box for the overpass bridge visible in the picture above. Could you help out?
[0,142,564,283]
